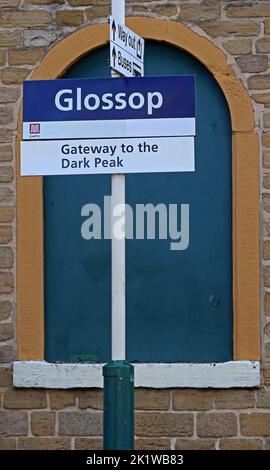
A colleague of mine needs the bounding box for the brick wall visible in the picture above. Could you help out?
[0,0,270,450]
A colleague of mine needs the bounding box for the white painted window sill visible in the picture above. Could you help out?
[13,361,260,389]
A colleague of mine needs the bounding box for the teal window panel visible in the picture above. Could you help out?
[45,42,232,363]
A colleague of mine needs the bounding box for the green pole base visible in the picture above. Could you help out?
[103,360,134,450]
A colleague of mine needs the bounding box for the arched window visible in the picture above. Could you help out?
[15,19,260,388]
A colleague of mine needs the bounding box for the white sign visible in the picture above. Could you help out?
[110,17,144,61]
[110,16,144,77]
[21,137,194,176]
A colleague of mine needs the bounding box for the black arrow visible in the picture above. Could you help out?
[112,46,116,68]
[133,62,142,77]
[111,19,116,42]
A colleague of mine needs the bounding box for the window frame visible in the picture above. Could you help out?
[15,18,260,388]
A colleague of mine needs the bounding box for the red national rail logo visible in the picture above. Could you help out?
[29,123,40,134]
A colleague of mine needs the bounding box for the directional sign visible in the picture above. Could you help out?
[21,75,196,176]
[110,44,143,78]
[110,17,144,61]
[110,16,144,77]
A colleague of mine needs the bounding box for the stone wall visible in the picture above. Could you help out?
[0,0,270,450]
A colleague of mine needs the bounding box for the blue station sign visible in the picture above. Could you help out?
[22,75,195,140]
[21,75,196,176]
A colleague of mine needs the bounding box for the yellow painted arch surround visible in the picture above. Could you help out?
[17,17,260,361]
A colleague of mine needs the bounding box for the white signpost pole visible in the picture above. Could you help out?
[103,0,134,451]
[111,0,125,362]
